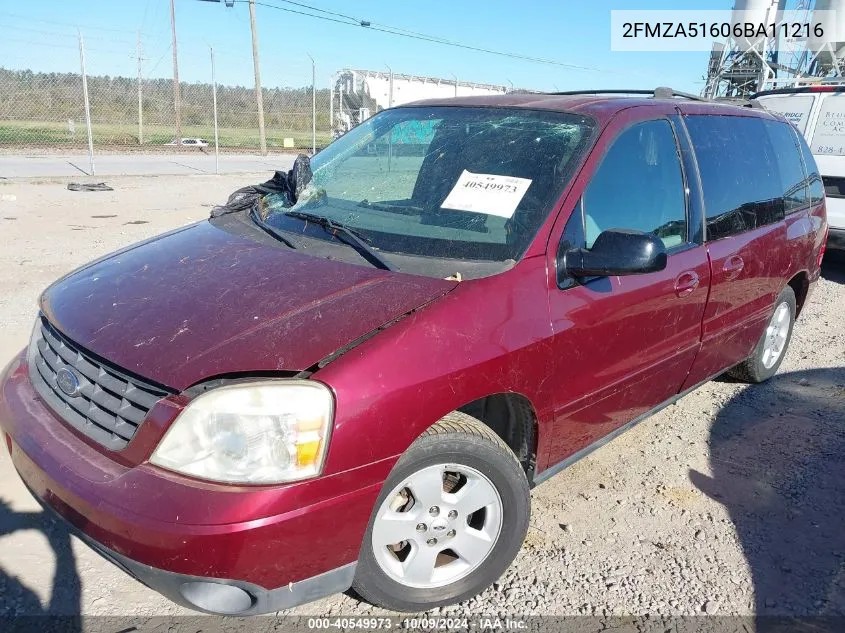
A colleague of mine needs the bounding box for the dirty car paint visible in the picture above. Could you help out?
[40,220,457,390]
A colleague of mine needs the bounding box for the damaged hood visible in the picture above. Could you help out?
[40,221,456,391]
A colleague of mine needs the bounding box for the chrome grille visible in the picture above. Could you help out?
[28,317,170,451]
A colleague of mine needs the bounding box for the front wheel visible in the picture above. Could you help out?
[352,412,530,612]
[729,285,796,383]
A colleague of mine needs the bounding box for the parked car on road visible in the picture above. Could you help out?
[754,84,845,251]
[164,137,209,147]
[0,88,827,615]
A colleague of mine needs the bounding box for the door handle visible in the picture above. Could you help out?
[674,270,700,297]
[723,255,745,280]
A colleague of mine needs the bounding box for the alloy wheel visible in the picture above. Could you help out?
[371,463,503,589]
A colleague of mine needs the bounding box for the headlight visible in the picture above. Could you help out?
[150,380,334,484]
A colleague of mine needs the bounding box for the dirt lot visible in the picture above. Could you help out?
[0,175,843,619]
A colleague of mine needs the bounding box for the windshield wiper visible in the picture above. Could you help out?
[284,210,395,271]
[358,200,423,215]
[250,207,297,249]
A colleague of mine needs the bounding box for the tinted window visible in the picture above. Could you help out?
[557,200,587,289]
[685,115,784,241]
[795,127,825,205]
[583,120,686,249]
[764,119,807,213]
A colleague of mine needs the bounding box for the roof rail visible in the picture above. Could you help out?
[546,87,707,101]
[712,96,766,109]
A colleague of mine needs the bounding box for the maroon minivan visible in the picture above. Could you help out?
[0,89,828,614]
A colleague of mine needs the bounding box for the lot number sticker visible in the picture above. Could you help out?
[441,170,533,218]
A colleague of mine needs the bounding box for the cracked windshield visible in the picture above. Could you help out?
[256,107,594,279]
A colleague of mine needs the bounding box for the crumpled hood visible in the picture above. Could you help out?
[40,221,456,391]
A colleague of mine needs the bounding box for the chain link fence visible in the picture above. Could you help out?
[0,37,333,157]
[0,28,515,170]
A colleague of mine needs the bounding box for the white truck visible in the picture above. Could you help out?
[754,85,845,251]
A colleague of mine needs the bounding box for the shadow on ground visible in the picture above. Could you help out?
[0,497,80,628]
[691,368,845,627]
[822,252,845,284]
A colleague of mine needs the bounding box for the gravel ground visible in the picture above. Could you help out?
[0,175,843,620]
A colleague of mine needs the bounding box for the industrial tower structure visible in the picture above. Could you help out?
[703,0,845,98]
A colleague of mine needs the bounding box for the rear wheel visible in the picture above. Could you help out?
[352,412,530,612]
[729,286,796,383]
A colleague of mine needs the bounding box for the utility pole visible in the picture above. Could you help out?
[78,30,95,175]
[329,74,334,140]
[307,53,315,154]
[386,64,394,107]
[170,0,182,144]
[211,47,220,175]
[249,0,267,155]
[137,32,144,145]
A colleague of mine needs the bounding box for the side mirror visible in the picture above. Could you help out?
[562,228,668,278]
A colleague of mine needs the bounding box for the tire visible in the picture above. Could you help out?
[728,285,796,384]
[352,411,530,612]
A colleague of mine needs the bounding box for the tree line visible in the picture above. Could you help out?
[0,68,331,129]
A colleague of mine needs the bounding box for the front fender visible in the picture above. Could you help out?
[315,257,557,475]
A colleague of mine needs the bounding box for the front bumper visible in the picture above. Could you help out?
[29,483,356,615]
[0,351,394,614]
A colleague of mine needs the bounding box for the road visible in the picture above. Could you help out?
[0,152,296,179]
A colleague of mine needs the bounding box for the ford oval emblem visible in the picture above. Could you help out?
[56,366,81,398]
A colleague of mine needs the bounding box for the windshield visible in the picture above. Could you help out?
[257,106,594,278]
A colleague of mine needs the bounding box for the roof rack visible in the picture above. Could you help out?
[712,96,766,110]
[546,87,707,101]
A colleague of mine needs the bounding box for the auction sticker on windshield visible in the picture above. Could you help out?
[441,170,532,218]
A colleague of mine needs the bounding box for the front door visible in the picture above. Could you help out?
[544,113,710,467]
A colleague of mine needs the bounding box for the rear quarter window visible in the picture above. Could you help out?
[795,127,825,205]
[685,114,786,241]
[764,119,808,214]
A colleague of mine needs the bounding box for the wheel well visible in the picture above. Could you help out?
[787,272,809,317]
[457,393,538,480]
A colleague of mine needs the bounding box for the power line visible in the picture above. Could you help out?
[140,0,155,33]
[198,0,604,72]
[2,24,137,46]
[248,1,359,27]
[0,35,132,56]
[0,11,155,36]
[234,0,604,72]
[148,43,173,75]
[260,0,359,24]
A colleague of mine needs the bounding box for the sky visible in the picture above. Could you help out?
[0,0,730,93]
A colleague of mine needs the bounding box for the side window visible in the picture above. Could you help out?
[764,119,808,214]
[583,120,687,250]
[557,200,587,289]
[795,126,825,205]
[685,115,784,241]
